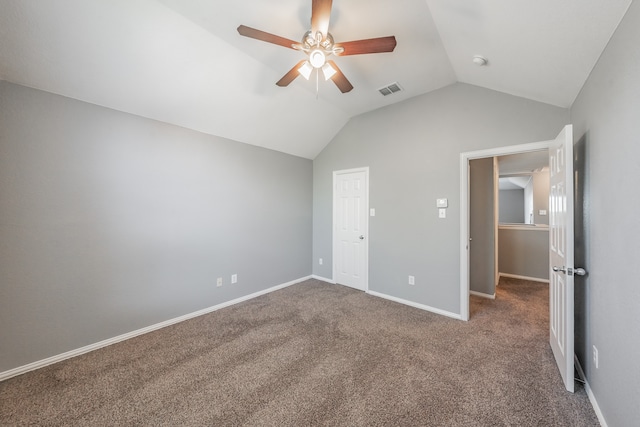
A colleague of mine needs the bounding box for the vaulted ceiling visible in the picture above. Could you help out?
[0,0,632,159]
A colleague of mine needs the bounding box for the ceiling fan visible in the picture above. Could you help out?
[237,0,397,93]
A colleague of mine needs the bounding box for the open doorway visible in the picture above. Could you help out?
[497,152,551,285]
[468,152,550,306]
[459,140,553,321]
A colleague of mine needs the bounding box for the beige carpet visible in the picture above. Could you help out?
[0,277,599,426]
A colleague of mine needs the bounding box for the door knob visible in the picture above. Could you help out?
[574,268,587,276]
[553,266,587,276]
[359,235,365,240]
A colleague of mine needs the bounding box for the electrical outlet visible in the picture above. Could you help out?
[217,277,223,287]
[593,345,599,369]
[439,208,446,218]
[231,274,237,284]
[408,275,415,285]
[319,258,323,265]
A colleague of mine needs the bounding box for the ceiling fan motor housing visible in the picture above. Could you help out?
[302,31,336,56]
[309,49,326,68]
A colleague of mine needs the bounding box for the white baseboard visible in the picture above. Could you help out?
[311,274,336,284]
[367,290,462,320]
[0,276,312,383]
[499,272,549,284]
[470,290,496,299]
[574,355,607,427]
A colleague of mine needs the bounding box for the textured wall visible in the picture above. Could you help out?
[499,189,525,223]
[0,82,312,372]
[313,83,568,315]
[570,1,640,424]
[469,157,495,296]
[498,228,549,280]
[532,171,550,225]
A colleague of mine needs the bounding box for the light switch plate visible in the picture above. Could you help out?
[370,208,376,217]
[439,208,446,218]
[436,198,448,208]
[539,209,547,216]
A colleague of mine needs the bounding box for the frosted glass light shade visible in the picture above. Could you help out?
[298,61,313,80]
[321,62,336,80]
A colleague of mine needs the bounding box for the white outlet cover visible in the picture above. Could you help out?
[439,208,446,218]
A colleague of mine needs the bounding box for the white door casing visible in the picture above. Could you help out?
[549,125,575,393]
[333,168,369,291]
[460,140,553,321]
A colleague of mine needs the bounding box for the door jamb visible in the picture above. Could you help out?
[460,141,552,321]
[332,167,370,291]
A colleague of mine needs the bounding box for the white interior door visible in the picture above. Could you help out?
[333,168,368,291]
[549,125,575,392]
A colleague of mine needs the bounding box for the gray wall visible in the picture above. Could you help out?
[469,158,495,296]
[570,1,640,424]
[532,170,549,225]
[313,83,568,314]
[0,81,312,372]
[498,228,549,280]
[499,189,525,223]
[524,177,534,223]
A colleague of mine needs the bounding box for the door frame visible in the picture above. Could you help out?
[460,141,552,321]
[332,167,370,291]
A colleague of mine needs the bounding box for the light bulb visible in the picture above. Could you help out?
[321,62,336,80]
[298,61,313,80]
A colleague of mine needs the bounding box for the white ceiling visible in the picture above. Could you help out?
[0,0,632,159]
[499,176,532,191]
[498,151,549,176]
[498,150,549,190]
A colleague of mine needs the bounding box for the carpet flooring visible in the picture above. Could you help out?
[0,277,599,426]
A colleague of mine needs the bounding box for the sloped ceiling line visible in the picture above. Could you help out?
[0,0,632,159]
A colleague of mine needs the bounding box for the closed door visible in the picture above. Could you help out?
[549,125,575,393]
[333,169,368,291]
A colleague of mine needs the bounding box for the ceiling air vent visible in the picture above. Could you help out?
[378,82,403,96]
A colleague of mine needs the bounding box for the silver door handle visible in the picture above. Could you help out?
[574,268,587,276]
[359,235,365,240]
[553,266,587,276]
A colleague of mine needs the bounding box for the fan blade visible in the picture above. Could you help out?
[334,36,397,56]
[276,60,308,87]
[326,60,353,93]
[237,25,298,50]
[311,0,333,38]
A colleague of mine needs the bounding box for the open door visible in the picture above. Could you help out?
[548,125,575,392]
